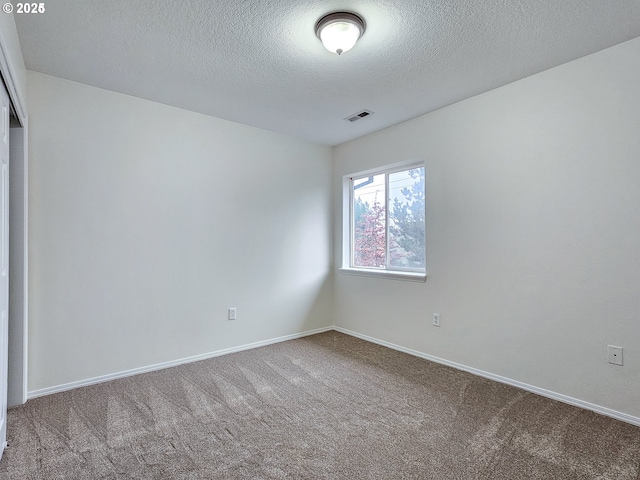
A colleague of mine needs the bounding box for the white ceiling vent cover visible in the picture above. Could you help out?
[345,110,374,122]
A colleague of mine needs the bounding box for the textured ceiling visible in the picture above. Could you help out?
[14,0,640,145]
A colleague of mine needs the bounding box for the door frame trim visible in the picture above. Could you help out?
[0,18,28,407]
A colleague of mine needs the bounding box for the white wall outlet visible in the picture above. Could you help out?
[433,313,440,327]
[608,345,623,365]
[228,307,237,321]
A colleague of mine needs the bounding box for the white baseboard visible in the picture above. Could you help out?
[334,326,640,427]
[27,326,334,399]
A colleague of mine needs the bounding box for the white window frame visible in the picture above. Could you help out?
[340,159,427,282]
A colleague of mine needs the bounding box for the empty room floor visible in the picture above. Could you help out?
[1,331,638,479]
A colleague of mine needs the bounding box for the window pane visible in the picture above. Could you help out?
[389,167,425,269]
[353,173,386,268]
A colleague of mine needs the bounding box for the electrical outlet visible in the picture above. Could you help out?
[433,313,440,327]
[608,345,623,366]
[228,308,237,321]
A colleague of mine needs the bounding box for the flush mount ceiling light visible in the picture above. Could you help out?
[315,11,366,55]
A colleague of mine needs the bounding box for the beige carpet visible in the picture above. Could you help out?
[1,331,638,479]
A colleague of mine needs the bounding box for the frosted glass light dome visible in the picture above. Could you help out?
[315,12,366,55]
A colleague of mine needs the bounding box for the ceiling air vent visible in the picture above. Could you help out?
[345,110,374,122]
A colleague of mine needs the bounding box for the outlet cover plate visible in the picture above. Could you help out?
[608,345,623,366]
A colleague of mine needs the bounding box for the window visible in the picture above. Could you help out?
[343,162,426,280]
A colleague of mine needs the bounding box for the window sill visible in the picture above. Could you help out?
[339,268,427,282]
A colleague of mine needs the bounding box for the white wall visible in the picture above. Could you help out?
[27,71,333,393]
[333,37,640,420]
